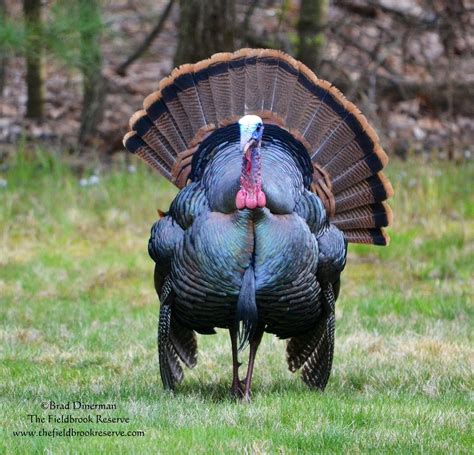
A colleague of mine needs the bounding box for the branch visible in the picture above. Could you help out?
[334,0,438,28]
[242,0,259,37]
[334,74,474,116]
[115,0,174,76]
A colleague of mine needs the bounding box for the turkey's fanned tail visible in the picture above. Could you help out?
[124,48,392,245]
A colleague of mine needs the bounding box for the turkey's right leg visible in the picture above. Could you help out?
[229,326,243,397]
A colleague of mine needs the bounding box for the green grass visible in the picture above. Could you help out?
[1,149,473,454]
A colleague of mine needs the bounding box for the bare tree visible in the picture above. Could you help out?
[327,0,473,115]
[78,0,105,148]
[0,0,7,95]
[174,0,235,66]
[23,0,43,119]
[297,0,328,71]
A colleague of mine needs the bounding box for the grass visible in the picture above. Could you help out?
[0,148,473,454]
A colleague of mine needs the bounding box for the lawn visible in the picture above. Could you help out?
[1,149,472,453]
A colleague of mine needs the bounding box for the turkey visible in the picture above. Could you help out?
[123,49,393,400]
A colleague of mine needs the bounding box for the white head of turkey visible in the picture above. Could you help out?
[124,49,393,401]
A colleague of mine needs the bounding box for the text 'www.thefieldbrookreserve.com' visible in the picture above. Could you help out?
[13,428,145,438]
[11,401,145,438]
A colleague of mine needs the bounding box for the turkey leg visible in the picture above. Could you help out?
[242,327,264,402]
[229,327,243,397]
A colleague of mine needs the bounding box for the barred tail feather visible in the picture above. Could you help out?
[208,53,234,122]
[334,174,393,213]
[332,202,393,230]
[123,132,172,180]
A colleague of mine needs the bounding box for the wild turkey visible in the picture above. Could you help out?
[123,49,393,400]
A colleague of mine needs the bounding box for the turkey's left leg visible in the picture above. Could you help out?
[241,326,264,401]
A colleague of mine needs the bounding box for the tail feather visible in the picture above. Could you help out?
[331,152,388,194]
[208,53,234,122]
[167,344,184,383]
[332,202,393,230]
[306,97,348,157]
[321,128,370,175]
[286,72,318,130]
[123,132,172,180]
[335,174,394,213]
[171,65,207,133]
[272,54,299,119]
[124,48,393,245]
[159,76,195,142]
[296,66,349,154]
[144,93,187,153]
[258,51,279,112]
[322,125,387,180]
[194,59,218,125]
[297,70,331,137]
[310,111,355,162]
[129,110,176,167]
[344,228,389,246]
[244,50,261,114]
[228,54,247,117]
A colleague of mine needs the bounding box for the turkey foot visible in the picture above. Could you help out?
[231,379,246,398]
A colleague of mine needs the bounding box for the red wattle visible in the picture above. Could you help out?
[257,190,266,207]
[246,193,257,209]
[235,190,246,209]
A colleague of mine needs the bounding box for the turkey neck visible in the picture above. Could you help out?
[235,139,266,210]
[241,141,262,193]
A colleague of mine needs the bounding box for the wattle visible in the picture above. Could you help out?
[235,189,266,210]
[236,189,247,209]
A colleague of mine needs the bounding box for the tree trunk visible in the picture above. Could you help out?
[0,0,7,95]
[174,0,235,67]
[78,0,105,148]
[297,0,328,72]
[23,0,43,120]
